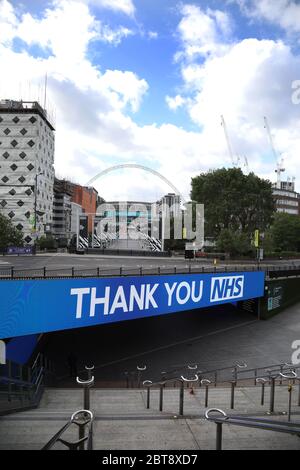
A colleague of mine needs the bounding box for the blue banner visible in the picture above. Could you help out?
[0,272,265,339]
[6,246,33,255]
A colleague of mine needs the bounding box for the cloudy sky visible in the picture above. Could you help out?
[0,0,300,201]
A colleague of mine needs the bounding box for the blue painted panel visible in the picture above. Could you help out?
[0,272,265,339]
[6,334,38,364]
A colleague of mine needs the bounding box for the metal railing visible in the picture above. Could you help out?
[1,262,300,280]
[0,352,54,414]
[42,364,95,450]
[205,408,300,450]
[142,362,300,417]
[159,361,300,388]
[42,409,94,450]
[124,365,147,389]
[143,374,199,416]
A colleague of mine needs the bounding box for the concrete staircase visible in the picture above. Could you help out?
[0,386,300,450]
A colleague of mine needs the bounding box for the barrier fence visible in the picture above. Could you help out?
[0,263,300,280]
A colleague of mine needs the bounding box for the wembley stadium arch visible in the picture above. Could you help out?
[85,163,186,203]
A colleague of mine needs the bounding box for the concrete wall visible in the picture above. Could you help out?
[239,276,300,320]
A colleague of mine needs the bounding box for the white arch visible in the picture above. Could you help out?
[85,163,186,202]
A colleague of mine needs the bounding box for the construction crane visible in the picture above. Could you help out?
[221,115,240,167]
[263,116,285,189]
[220,115,249,172]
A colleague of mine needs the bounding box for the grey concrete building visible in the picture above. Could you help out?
[0,99,55,244]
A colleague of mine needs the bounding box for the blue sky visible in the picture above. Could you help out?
[1,0,300,200]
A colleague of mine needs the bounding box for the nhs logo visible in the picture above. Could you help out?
[210,275,244,302]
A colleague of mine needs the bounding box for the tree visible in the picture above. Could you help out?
[0,213,24,247]
[271,213,300,252]
[216,228,252,257]
[191,168,275,237]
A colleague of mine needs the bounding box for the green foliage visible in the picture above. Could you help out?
[216,228,253,257]
[271,213,300,252]
[37,236,57,250]
[0,213,24,247]
[191,168,275,237]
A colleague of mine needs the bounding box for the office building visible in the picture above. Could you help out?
[0,99,55,243]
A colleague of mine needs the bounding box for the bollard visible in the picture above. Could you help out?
[180,374,199,416]
[159,384,164,412]
[269,376,276,413]
[136,365,147,388]
[280,371,298,421]
[143,381,152,409]
[287,383,292,422]
[85,365,94,381]
[76,376,94,411]
[230,381,236,410]
[201,379,211,407]
[256,378,267,406]
[254,369,257,386]
[205,409,227,451]
[84,387,90,410]
[179,381,184,416]
[216,423,223,451]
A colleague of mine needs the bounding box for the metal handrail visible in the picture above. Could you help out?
[205,408,300,450]
[162,361,300,387]
[0,351,54,413]
[42,409,94,450]
[143,374,199,416]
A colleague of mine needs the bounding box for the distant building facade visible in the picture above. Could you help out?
[52,178,72,241]
[52,178,98,241]
[0,99,55,244]
[71,184,98,233]
[272,180,300,216]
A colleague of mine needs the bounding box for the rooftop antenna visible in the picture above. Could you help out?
[43,73,48,111]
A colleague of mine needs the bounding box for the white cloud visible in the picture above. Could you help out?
[175,4,233,60]
[1,0,300,203]
[171,4,300,191]
[148,31,158,39]
[97,24,134,45]
[234,0,300,34]
[165,94,186,111]
[73,0,136,16]
[0,0,18,45]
